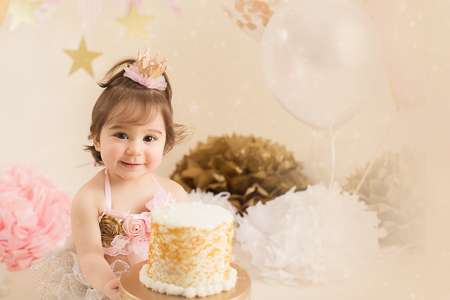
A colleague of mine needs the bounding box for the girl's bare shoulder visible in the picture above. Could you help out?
[72,170,105,215]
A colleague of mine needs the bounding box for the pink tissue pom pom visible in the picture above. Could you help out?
[0,166,71,271]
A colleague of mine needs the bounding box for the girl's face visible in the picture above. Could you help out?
[94,110,166,181]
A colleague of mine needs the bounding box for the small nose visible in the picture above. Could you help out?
[125,140,142,155]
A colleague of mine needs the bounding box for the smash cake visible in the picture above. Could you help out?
[139,201,237,298]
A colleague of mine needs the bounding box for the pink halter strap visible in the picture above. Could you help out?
[104,170,113,212]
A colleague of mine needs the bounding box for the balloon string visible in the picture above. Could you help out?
[353,118,395,194]
[328,127,337,189]
[354,80,399,194]
[353,152,375,194]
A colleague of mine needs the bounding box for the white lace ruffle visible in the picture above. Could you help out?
[30,248,130,300]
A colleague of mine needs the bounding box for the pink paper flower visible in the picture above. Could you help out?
[0,166,71,271]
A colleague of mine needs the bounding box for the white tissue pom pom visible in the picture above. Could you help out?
[235,183,382,283]
[187,189,237,216]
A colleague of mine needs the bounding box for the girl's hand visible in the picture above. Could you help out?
[103,277,120,300]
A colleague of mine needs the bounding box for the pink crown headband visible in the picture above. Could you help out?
[123,49,168,91]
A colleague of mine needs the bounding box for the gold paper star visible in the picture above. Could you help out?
[8,0,42,30]
[117,6,153,39]
[0,0,9,25]
[64,37,102,77]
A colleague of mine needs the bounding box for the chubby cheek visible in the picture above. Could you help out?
[101,143,125,165]
[145,148,164,171]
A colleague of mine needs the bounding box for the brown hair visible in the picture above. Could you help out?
[85,59,187,165]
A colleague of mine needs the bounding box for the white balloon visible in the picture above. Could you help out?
[261,0,388,128]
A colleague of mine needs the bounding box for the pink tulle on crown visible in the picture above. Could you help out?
[123,49,168,91]
[0,166,71,271]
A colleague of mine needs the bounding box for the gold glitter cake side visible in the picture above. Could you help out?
[147,221,234,288]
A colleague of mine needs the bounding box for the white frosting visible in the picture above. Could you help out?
[139,264,237,298]
[151,201,233,229]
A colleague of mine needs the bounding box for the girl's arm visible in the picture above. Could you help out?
[71,187,118,297]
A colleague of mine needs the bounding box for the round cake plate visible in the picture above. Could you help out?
[119,262,251,300]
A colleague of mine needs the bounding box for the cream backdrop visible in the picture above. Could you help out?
[0,0,398,195]
[1,0,449,299]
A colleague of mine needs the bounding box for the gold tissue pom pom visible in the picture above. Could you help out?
[171,134,309,215]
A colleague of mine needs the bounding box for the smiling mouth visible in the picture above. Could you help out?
[120,161,144,168]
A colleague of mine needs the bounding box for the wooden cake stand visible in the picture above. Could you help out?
[119,262,251,300]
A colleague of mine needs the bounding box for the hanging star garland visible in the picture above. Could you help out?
[8,0,42,30]
[0,0,9,25]
[117,6,153,39]
[64,37,102,77]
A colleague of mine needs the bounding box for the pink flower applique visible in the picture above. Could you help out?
[103,212,151,258]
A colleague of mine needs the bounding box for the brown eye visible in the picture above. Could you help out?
[143,135,157,143]
[114,132,128,139]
